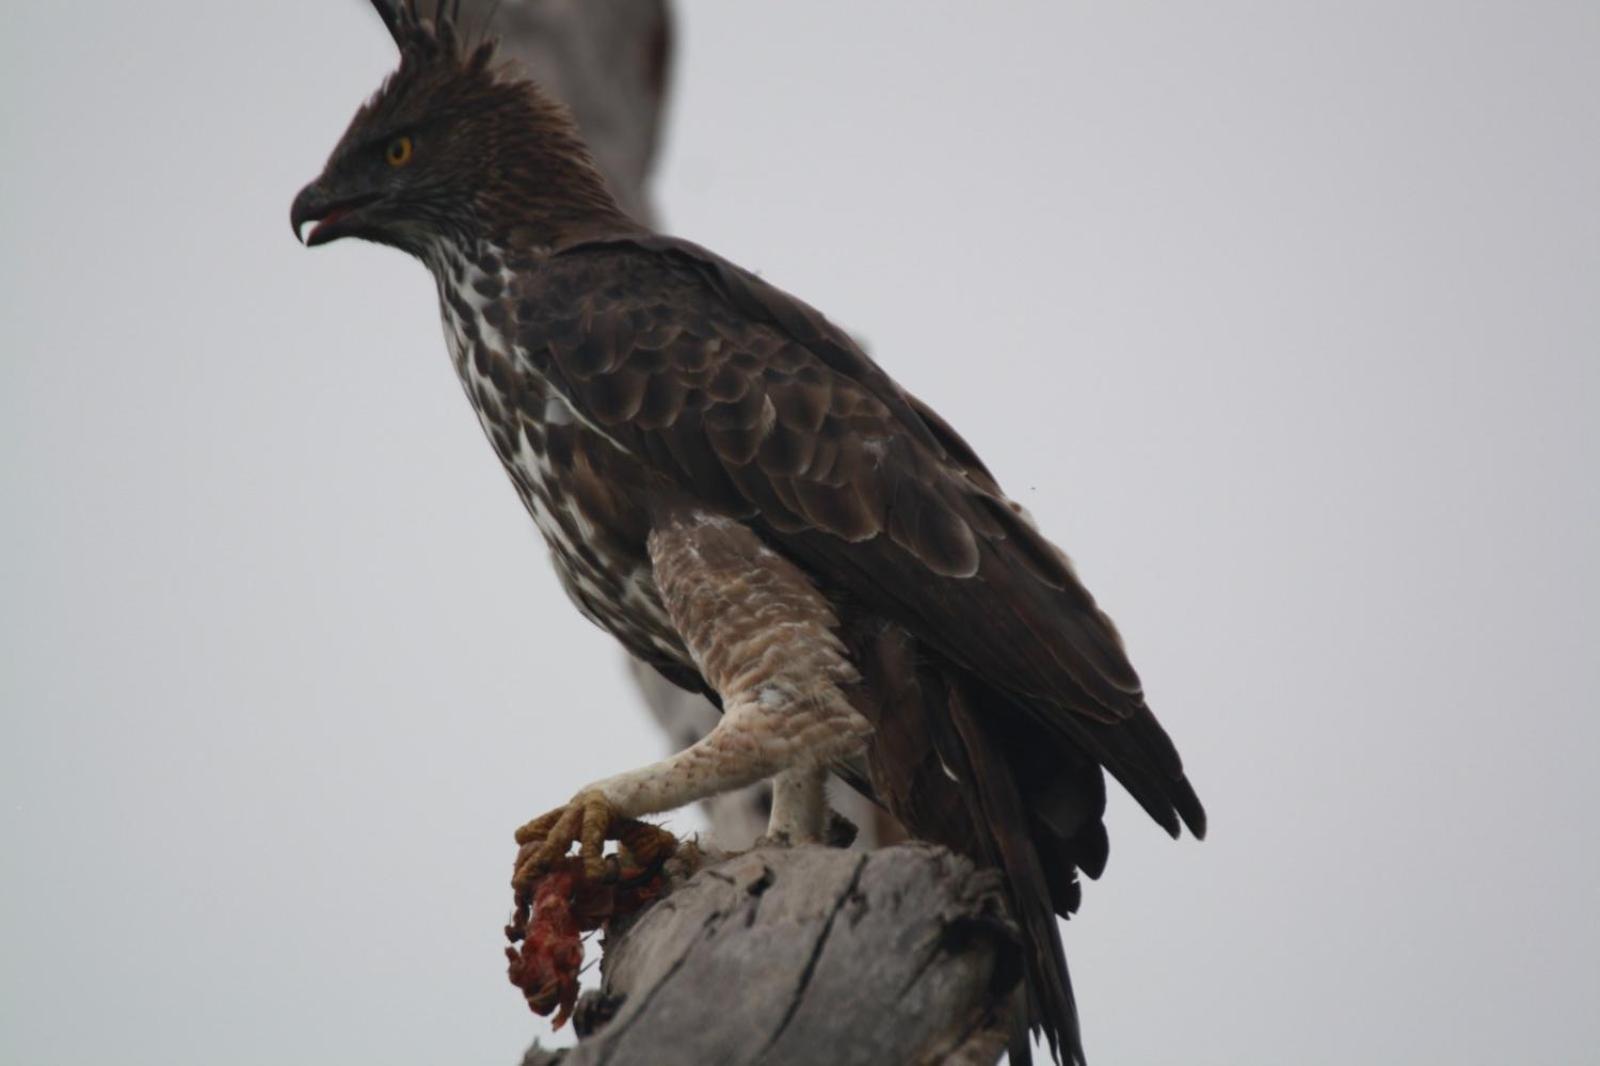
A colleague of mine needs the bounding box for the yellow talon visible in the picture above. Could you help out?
[512,790,617,890]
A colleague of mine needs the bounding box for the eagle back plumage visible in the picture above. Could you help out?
[500,235,1203,839]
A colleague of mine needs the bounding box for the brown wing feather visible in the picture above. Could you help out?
[515,234,1203,839]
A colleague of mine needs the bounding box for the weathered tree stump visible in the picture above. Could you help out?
[521,843,1019,1066]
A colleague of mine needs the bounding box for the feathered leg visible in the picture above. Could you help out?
[514,510,870,887]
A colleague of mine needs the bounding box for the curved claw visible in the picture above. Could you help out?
[511,793,681,897]
[513,790,616,887]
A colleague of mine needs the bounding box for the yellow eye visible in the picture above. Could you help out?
[385,135,414,167]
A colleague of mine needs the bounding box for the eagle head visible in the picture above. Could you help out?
[291,0,624,256]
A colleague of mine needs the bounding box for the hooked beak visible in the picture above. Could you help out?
[290,181,381,247]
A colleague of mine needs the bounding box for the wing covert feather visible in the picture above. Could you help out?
[515,235,1202,836]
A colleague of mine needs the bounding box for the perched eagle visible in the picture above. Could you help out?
[291,4,1204,1062]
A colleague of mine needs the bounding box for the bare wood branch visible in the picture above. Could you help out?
[523,844,1017,1066]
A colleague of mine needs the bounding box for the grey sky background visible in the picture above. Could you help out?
[3,2,1596,1064]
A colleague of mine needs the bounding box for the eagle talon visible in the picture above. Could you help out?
[505,818,679,1027]
[513,790,617,887]
[511,793,680,894]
